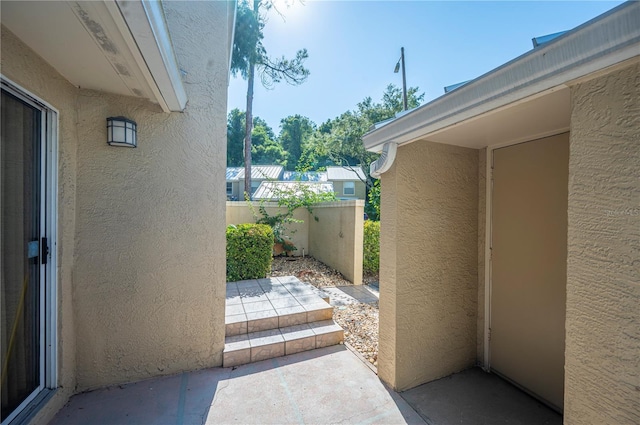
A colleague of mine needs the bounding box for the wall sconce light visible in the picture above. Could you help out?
[107,116,137,147]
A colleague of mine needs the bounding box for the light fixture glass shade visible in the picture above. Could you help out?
[107,116,137,147]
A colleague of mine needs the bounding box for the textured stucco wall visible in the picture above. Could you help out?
[70,0,231,391]
[1,25,79,424]
[226,201,309,255]
[308,200,364,285]
[378,141,478,391]
[565,62,640,424]
[2,0,232,416]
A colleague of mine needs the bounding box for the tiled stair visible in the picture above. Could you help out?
[224,276,344,367]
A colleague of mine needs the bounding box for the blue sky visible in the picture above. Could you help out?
[227,1,625,132]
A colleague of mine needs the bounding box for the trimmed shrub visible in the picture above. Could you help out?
[363,220,380,274]
[226,223,274,282]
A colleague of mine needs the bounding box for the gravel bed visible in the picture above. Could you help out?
[334,302,379,367]
[269,256,353,287]
[269,256,379,368]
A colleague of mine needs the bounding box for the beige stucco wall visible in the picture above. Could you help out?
[226,201,364,284]
[378,141,478,391]
[564,62,640,424]
[1,25,79,424]
[308,200,364,285]
[226,201,310,255]
[2,1,232,417]
[70,0,230,391]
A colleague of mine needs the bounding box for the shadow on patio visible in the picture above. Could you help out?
[49,345,424,425]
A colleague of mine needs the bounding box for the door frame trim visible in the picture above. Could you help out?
[482,129,569,371]
[1,76,59,425]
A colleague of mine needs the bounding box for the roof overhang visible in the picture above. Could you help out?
[1,0,188,112]
[362,1,640,153]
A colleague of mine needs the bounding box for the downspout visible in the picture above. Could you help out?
[369,142,398,179]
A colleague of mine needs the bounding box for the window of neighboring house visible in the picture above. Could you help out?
[251,180,260,194]
[343,181,355,196]
[226,182,233,195]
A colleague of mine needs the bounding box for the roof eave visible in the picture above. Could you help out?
[114,0,187,112]
[362,1,640,153]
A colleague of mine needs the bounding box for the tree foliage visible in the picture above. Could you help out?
[231,0,310,198]
[227,108,245,167]
[227,109,286,167]
[279,115,315,170]
[319,84,424,185]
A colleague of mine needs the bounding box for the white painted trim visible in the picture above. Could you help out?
[483,147,492,371]
[363,1,640,152]
[44,105,59,390]
[0,76,59,424]
[369,142,397,179]
[115,0,188,112]
[102,1,171,113]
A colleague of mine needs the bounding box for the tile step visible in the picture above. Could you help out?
[223,320,344,368]
[226,302,334,337]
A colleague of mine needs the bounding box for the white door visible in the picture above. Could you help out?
[490,133,569,411]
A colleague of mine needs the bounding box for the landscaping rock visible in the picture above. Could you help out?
[269,256,379,369]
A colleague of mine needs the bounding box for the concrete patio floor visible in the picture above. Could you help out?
[49,345,562,425]
[401,367,562,425]
[49,345,424,425]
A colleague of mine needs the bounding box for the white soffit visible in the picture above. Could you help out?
[424,87,571,149]
[1,1,186,112]
[362,1,640,152]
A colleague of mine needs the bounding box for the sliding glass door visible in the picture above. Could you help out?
[1,86,48,423]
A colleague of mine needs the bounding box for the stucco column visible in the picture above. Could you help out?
[564,62,640,425]
[72,1,231,390]
[378,141,479,391]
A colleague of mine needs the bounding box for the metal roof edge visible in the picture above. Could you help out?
[362,1,640,152]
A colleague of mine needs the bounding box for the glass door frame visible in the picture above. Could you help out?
[1,76,58,425]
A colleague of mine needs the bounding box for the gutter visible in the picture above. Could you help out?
[114,0,188,112]
[362,1,640,153]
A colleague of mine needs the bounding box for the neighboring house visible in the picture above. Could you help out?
[363,2,638,423]
[282,170,328,182]
[226,165,284,200]
[326,166,367,200]
[1,1,235,424]
[252,181,334,201]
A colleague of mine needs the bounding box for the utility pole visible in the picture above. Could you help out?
[394,47,408,111]
[401,47,408,110]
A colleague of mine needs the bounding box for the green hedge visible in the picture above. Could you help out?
[226,223,274,282]
[363,220,380,274]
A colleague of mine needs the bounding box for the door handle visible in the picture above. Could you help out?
[41,237,49,264]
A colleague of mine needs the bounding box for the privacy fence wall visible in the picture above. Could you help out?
[226,200,364,285]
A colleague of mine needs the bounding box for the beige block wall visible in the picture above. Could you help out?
[565,62,640,424]
[308,200,364,285]
[226,201,310,255]
[1,25,79,424]
[226,201,364,284]
[378,141,479,391]
[70,0,230,391]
